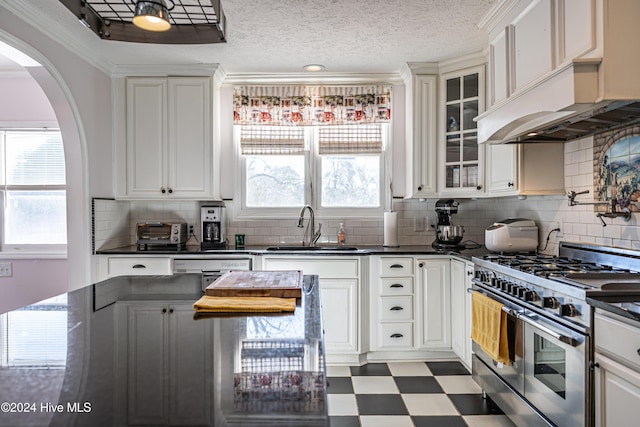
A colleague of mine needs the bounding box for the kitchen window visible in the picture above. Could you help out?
[235,124,389,219]
[0,130,66,253]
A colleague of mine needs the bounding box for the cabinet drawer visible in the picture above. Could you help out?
[380,257,413,276]
[380,277,414,295]
[378,323,413,349]
[380,296,413,321]
[108,257,173,277]
[595,312,640,370]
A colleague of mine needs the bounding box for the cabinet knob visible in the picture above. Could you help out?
[476,185,482,190]
[419,263,424,268]
[417,185,423,191]
[161,187,166,194]
[637,348,640,357]
[162,308,167,313]
[467,270,473,276]
[390,306,404,311]
[390,283,404,288]
[169,308,174,314]
[390,333,404,338]
[508,182,514,187]
[168,188,173,194]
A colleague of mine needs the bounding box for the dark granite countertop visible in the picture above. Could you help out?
[587,295,640,323]
[0,274,326,426]
[96,244,490,262]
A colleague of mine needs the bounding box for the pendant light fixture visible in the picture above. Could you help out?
[132,0,174,32]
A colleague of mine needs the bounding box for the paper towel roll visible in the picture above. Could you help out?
[383,211,399,247]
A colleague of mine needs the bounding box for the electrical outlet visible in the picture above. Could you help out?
[413,216,425,232]
[555,220,563,237]
[0,262,13,277]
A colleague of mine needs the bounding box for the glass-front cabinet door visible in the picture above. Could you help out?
[439,66,485,194]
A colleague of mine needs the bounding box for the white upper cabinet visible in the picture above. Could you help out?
[485,143,565,196]
[116,76,214,199]
[512,0,554,92]
[438,65,485,196]
[402,64,438,198]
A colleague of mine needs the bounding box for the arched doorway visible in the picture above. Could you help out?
[0,34,90,311]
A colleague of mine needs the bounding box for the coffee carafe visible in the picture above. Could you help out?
[432,199,465,248]
[201,203,226,249]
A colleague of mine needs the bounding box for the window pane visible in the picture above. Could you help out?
[4,191,67,244]
[5,131,65,185]
[245,155,304,207]
[321,156,380,207]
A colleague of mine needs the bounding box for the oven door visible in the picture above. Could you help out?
[522,312,586,427]
[471,286,525,396]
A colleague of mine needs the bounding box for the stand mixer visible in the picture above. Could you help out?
[432,199,465,249]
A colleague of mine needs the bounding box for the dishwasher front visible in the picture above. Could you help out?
[173,257,253,292]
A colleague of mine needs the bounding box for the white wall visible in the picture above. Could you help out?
[0,4,114,310]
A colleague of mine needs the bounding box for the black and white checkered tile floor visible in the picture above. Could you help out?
[327,361,516,427]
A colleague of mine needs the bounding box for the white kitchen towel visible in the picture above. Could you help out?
[383,211,399,247]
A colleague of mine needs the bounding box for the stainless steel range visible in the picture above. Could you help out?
[471,242,640,427]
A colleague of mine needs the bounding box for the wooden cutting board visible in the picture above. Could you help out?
[205,270,303,298]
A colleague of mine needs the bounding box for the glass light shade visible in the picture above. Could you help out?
[132,0,171,32]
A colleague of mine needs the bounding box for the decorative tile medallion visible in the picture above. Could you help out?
[594,125,640,212]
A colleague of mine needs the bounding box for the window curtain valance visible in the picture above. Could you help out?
[233,85,391,126]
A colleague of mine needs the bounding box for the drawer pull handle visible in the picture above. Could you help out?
[390,284,404,288]
[390,333,404,338]
[132,264,147,269]
[390,264,404,269]
[390,306,404,311]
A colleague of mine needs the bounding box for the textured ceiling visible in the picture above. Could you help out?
[1,0,499,75]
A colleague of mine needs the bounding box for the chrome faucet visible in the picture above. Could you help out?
[568,189,631,226]
[297,205,322,246]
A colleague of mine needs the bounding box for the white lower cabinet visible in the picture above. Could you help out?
[594,310,640,427]
[369,256,453,358]
[369,257,415,352]
[417,259,451,349]
[261,256,361,364]
[450,259,473,370]
[116,302,213,426]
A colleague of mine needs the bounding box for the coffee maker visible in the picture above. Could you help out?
[201,203,226,249]
[432,199,465,249]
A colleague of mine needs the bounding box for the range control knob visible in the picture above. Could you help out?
[510,285,523,297]
[524,290,539,302]
[517,287,527,299]
[543,297,560,309]
[561,304,580,317]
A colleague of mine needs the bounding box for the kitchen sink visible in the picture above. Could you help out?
[266,245,360,251]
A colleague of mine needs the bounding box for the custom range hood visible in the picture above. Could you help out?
[478,58,640,144]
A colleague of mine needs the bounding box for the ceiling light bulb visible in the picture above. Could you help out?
[303,64,325,72]
[133,0,172,32]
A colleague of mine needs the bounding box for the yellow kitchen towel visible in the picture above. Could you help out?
[471,291,510,366]
[193,295,296,313]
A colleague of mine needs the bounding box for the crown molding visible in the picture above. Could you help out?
[111,63,220,78]
[1,1,115,75]
[477,0,520,32]
[220,72,404,86]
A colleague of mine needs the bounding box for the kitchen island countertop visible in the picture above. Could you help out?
[0,274,326,426]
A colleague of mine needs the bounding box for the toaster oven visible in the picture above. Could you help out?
[136,222,188,249]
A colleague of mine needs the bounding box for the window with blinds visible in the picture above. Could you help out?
[235,123,389,216]
[318,125,383,155]
[0,130,67,249]
[240,126,306,155]
[0,294,68,368]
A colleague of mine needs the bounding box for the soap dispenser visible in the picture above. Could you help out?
[337,223,345,245]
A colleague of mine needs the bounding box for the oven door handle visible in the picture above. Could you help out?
[518,313,583,347]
